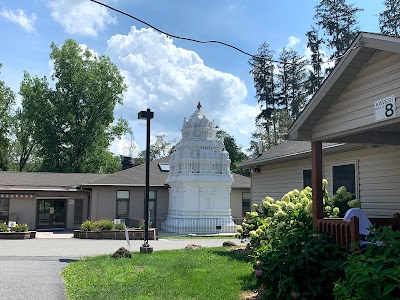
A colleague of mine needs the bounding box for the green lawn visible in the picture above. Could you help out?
[62,247,256,300]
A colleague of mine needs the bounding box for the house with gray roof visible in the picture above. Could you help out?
[0,156,250,231]
[240,32,400,220]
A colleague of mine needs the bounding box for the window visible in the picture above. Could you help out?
[148,190,157,227]
[74,199,83,225]
[158,163,170,172]
[116,191,129,219]
[332,164,356,199]
[0,198,10,222]
[303,169,312,189]
[242,192,251,216]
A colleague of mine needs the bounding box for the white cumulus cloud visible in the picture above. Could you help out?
[48,0,116,37]
[287,35,301,49]
[106,26,256,154]
[0,8,37,33]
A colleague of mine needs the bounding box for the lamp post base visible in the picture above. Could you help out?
[140,242,153,254]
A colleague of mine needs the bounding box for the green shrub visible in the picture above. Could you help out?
[12,223,29,232]
[93,219,114,231]
[329,186,354,217]
[0,222,7,232]
[333,227,400,299]
[254,228,347,299]
[237,186,313,249]
[80,220,95,231]
[114,223,126,230]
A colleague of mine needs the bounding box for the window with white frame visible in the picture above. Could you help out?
[0,197,10,222]
[332,163,356,199]
[116,190,129,219]
[148,190,157,226]
[303,169,312,189]
[242,192,251,216]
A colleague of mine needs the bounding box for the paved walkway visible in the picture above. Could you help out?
[0,232,240,300]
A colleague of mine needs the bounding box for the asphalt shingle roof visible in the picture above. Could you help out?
[86,156,251,189]
[0,171,106,188]
[0,157,250,189]
[238,141,344,168]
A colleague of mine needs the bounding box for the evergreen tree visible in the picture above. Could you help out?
[248,42,280,145]
[379,0,400,35]
[314,0,362,61]
[306,26,325,96]
[276,48,308,121]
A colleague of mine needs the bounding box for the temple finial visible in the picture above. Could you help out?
[197,101,202,110]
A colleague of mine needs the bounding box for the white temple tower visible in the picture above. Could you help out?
[163,102,236,234]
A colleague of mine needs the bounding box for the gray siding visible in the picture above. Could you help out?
[251,145,400,218]
[313,51,400,140]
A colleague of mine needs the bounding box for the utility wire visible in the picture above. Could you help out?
[89,0,358,66]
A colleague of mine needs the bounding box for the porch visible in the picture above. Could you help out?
[286,32,400,246]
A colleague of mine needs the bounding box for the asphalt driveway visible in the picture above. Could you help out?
[0,234,239,300]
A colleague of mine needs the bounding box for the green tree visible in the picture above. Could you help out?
[9,108,38,171]
[21,39,129,173]
[379,0,400,35]
[276,48,308,121]
[216,130,248,175]
[0,64,16,170]
[136,134,174,164]
[249,42,282,146]
[314,0,362,61]
[306,26,325,96]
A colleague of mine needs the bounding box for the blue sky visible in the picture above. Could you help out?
[0,0,385,156]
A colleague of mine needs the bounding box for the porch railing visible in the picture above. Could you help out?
[317,213,400,248]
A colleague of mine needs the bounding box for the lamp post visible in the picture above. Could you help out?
[138,109,154,254]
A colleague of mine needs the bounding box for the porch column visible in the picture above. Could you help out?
[311,141,323,229]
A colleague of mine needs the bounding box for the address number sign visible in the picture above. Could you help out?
[374,95,397,122]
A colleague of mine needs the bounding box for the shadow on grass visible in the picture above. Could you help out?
[210,247,253,263]
[210,248,258,292]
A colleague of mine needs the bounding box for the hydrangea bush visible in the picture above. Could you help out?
[237,180,361,248]
[237,180,362,298]
[237,186,313,248]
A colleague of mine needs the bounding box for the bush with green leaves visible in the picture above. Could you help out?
[236,181,362,248]
[93,219,114,231]
[0,222,7,232]
[328,186,358,217]
[237,186,313,248]
[114,223,126,230]
[11,223,29,232]
[80,220,95,231]
[253,228,347,299]
[333,227,400,299]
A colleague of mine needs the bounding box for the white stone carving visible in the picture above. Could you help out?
[163,103,236,234]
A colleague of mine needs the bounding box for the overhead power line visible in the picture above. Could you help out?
[89,0,357,66]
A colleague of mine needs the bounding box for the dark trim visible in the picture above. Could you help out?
[312,141,323,228]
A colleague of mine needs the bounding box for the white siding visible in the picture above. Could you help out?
[313,51,400,140]
[251,145,400,218]
[251,159,311,204]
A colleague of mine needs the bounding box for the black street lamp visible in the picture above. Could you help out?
[138,109,154,254]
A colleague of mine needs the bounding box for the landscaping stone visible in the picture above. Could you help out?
[184,243,202,250]
[222,240,237,247]
[111,247,132,258]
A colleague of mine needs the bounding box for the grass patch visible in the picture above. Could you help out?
[62,247,256,300]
